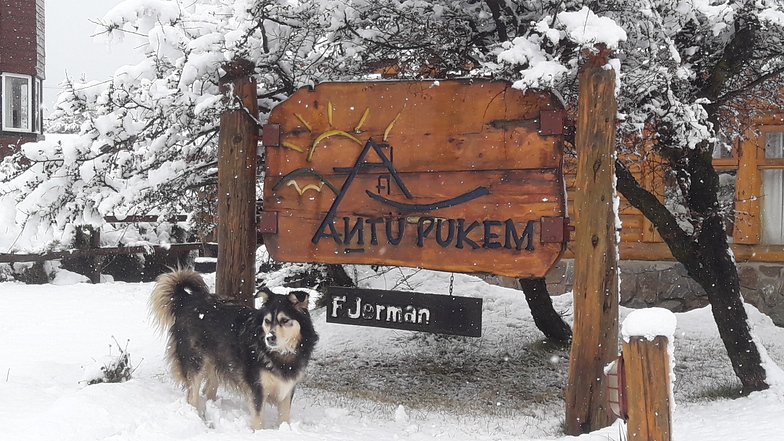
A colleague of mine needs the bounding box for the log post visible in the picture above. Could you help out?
[623,336,673,441]
[89,227,102,284]
[216,59,258,306]
[565,46,620,434]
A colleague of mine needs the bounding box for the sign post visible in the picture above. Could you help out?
[565,47,621,434]
[216,59,258,305]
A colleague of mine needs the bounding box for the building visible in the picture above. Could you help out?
[0,0,45,157]
[545,108,784,326]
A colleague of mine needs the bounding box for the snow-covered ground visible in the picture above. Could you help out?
[1,266,783,441]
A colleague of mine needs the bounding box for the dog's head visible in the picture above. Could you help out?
[257,289,311,354]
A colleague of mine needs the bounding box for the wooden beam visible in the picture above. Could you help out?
[734,133,762,244]
[216,59,259,305]
[623,336,673,441]
[103,215,189,223]
[0,243,205,263]
[565,47,620,435]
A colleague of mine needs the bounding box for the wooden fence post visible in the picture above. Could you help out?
[623,335,673,441]
[216,59,258,306]
[89,227,102,284]
[565,46,620,434]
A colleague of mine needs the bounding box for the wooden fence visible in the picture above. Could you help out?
[0,215,205,283]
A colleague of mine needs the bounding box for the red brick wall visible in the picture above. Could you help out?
[1,1,45,156]
[1,131,37,155]
[0,0,44,76]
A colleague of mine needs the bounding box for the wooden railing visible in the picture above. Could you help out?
[0,215,205,283]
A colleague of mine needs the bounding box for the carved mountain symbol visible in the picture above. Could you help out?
[312,138,490,244]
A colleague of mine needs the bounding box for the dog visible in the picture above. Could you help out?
[149,269,318,429]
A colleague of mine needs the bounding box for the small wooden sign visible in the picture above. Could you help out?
[260,80,568,278]
[326,286,483,337]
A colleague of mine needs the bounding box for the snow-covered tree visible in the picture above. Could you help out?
[2,0,784,402]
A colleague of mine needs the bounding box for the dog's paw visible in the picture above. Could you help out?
[250,414,264,431]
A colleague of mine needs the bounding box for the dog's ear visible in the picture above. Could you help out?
[288,291,310,313]
[257,287,273,303]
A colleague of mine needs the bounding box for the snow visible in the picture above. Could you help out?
[621,307,677,342]
[498,7,626,92]
[557,7,627,50]
[621,307,679,418]
[1,267,783,440]
[761,8,784,26]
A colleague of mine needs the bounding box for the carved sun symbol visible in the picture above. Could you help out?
[281,102,401,162]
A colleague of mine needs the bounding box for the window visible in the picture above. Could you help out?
[2,73,32,132]
[761,131,784,244]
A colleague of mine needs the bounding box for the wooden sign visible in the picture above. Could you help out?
[326,286,483,337]
[260,80,568,278]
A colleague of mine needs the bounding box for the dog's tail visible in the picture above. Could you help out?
[149,269,210,332]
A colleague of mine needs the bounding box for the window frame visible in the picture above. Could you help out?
[1,72,34,133]
[758,127,784,169]
[34,77,43,134]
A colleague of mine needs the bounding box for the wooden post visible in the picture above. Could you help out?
[89,228,102,284]
[216,59,258,306]
[623,336,673,441]
[565,46,620,434]
[733,132,761,244]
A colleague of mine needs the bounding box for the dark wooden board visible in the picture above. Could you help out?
[326,286,483,337]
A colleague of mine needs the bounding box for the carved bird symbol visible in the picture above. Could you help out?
[286,180,324,195]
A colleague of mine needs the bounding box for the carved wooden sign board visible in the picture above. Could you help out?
[326,286,483,337]
[260,80,568,278]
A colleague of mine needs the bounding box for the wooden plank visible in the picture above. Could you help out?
[261,80,567,278]
[733,244,784,261]
[620,229,644,242]
[618,215,643,229]
[623,336,673,441]
[269,217,564,277]
[265,170,562,217]
[264,169,565,277]
[640,152,663,243]
[216,60,258,305]
[104,215,189,223]
[266,81,562,175]
[734,133,761,244]
[0,243,205,263]
[565,48,620,435]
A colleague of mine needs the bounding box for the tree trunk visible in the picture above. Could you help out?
[518,277,572,345]
[325,263,355,288]
[615,148,769,393]
[696,217,768,392]
[684,146,768,392]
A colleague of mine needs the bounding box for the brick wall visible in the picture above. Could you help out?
[0,0,43,75]
[0,0,45,155]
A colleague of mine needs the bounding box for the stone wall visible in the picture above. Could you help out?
[544,259,784,327]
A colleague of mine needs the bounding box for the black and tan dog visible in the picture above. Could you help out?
[150,270,318,429]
